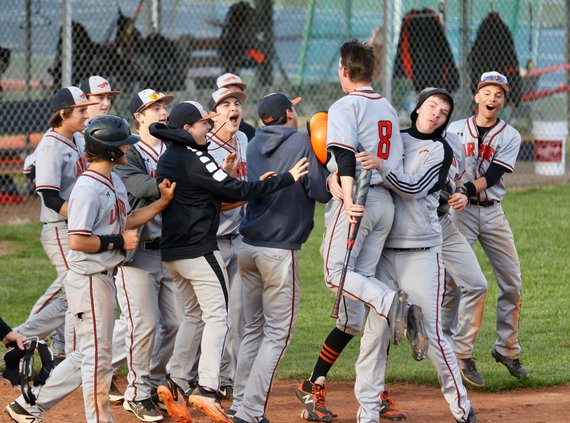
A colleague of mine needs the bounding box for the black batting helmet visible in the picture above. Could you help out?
[84,115,139,162]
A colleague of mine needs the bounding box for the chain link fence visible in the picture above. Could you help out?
[1,0,568,213]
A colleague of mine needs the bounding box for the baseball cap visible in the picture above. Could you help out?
[79,75,121,96]
[258,93,301,125]
[477,71,510,93]
[51,86,99,113]
[130,88,175,115]
[168,101,218,129]
[208,87,247,111]
[216,73,247,90]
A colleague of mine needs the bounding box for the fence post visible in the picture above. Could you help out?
[459,0,472,118]
[61,0,72,87]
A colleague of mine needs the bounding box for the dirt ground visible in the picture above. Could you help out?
[1,377,569,423]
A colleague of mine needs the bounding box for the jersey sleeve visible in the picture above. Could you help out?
[35,142,63,191]
[114,148,160,200]
[446,132,465,182]
[68,185,100,236]
[382,141,453,200]
[327,100,357,153]
[187,151,295,202]
[492,128,521,172]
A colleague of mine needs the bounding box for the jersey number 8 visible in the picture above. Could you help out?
[377,121,392,159]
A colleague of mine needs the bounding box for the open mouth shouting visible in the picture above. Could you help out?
[228,112,241,126]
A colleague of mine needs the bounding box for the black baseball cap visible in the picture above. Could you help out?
[257,93,301,125]
[51,86,99,113]
[168,101,218,129]
[130,88,175,115]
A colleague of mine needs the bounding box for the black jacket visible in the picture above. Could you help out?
[152,123,295,261]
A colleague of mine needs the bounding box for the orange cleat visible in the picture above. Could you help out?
[157,385,193,423]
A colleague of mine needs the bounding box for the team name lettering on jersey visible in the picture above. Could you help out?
[110,198,127,225]
[464,141,476,157]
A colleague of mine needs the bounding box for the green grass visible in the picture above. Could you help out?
[1,185,570,391]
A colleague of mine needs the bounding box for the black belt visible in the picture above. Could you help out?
[141,238,161,250]
[218,234,239,240]
[388,247,432,252]
[469,199,500,207]
[43,220,68,225]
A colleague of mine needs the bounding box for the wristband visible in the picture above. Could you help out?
[454,186,468,196]
[97,234,124,252]
[464,181,477,198]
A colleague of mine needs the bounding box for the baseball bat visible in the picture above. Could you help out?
[330,167,372,318]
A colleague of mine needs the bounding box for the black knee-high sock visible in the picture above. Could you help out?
[310,328,354,383]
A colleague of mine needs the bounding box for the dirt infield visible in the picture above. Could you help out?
[1,377,568,423]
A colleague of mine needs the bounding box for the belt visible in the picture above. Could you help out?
[469,199,500,207]
[43,220,68,225]
[218,234,239,240]
[388,247,432,252]
[141,238,161,251]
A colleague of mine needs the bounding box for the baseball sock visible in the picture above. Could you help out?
[310,328,354,383]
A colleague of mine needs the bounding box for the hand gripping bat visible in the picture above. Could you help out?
[330,166,372,318]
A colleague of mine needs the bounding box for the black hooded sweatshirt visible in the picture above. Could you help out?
[152,123,295,261]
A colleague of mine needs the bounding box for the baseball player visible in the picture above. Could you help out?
[114,88,181,422]
[372,87,476,423]
[208,86,249,399]
[151,100,309,423]
[17,77,123,363]
[215,73,256,140]
[446,71,528,379]
[5,114,175,423]
[307,40,427,423]
[14,86,98,359]
[228,93,331,423]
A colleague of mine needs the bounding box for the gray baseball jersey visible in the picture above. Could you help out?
[326,87,403,184]
[448,117,523,359]
[67,169,130,275]
[35,129,86,223]
[447,117,521,202]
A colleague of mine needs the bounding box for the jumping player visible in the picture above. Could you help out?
[229,93,331,423]
[151,100,309,423]
[372,88,476,423]
[5,114,175,423]
[115,88,180,422]
[447,71,528,379]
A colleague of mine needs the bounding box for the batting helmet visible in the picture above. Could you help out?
[84,115,139,162]
[306,111,329,165]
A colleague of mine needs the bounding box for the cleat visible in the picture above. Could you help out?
[458,358,485,387]
[4,402,41,423]
[380,390,407,421]
[109,379,124,403]
[455,406,477,423]
[187,385,231,423]
[123,398,164,422]
[388,290,408,345]
[217,385,233,401]
[295,379,333,422]
[406,304,428,361]
[492,348,529,379]
[157,385,192,423]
